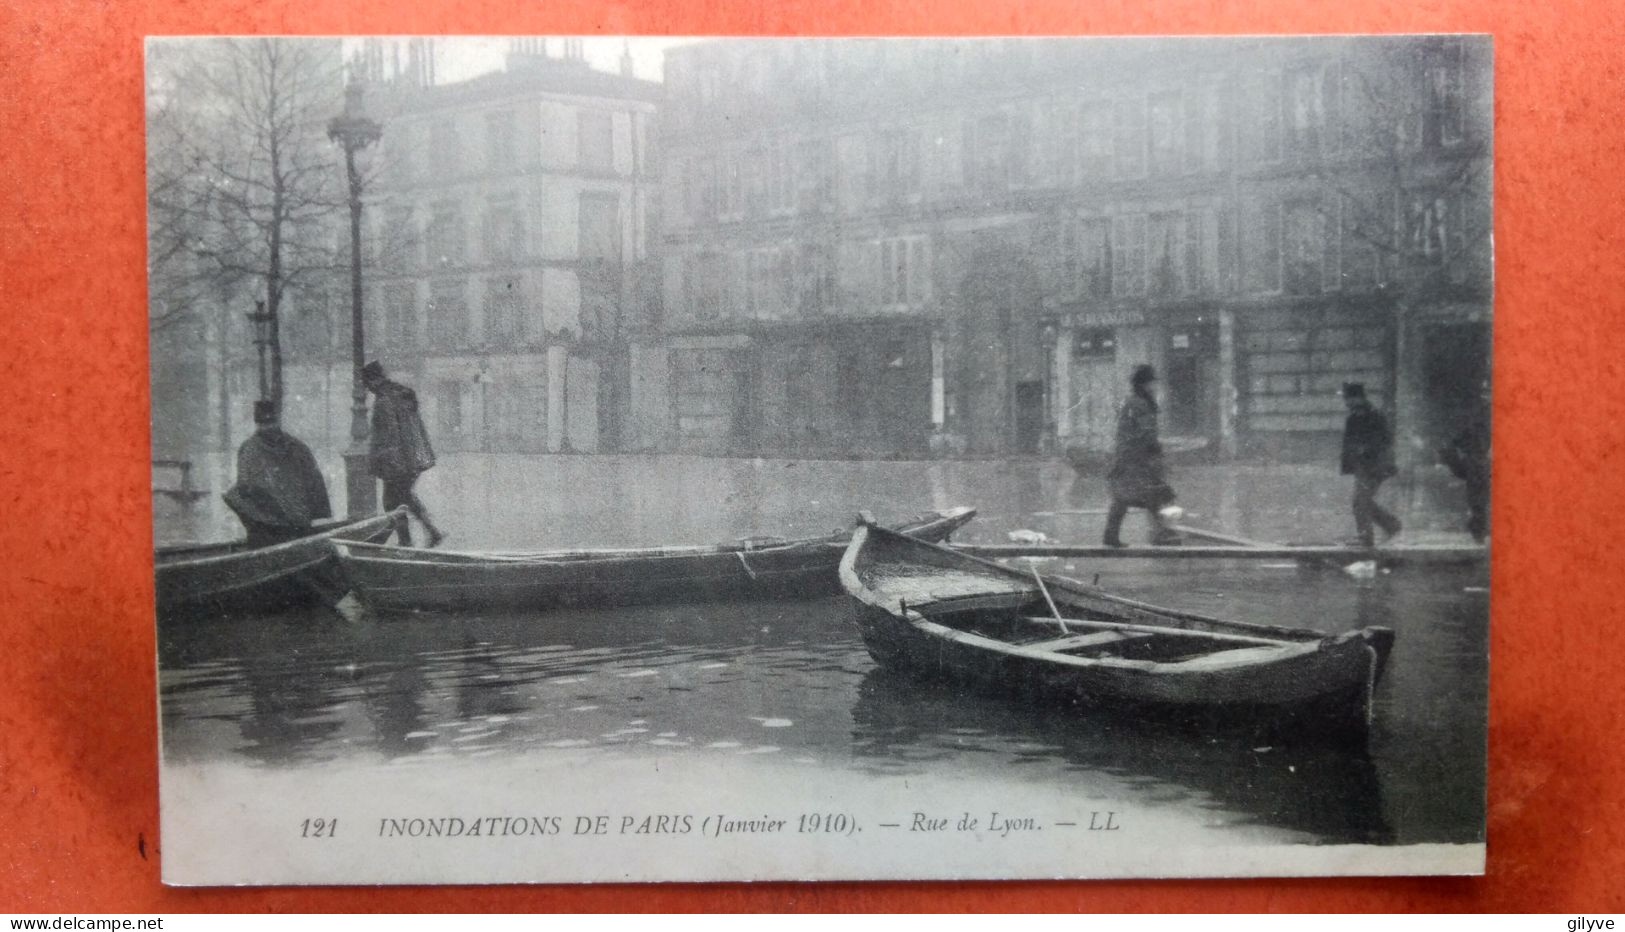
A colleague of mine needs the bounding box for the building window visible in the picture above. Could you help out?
[483,198,523,265]
[879,236,931,308]
[425,203,465,267]
[1111,214,1147,297]
[837,135,869,213]
[1149,92,1184,176]
[1406,194,1454,265]
[795,241,832,315]
[1242,201,1283,293]
[486,109,516,170]
[580,271,616,339]
[692,251,727,319]
[383,123,416,183]
[1342,191,1389,288]
[428,278,469,349]
[484,276,523,344]
[695,158,718,220]
[1255,71,1283,162]
[1072,217,1112,299]
[578,193,620,263]
[381,206,417,272]
[1424,42,1465,147]
[1190,82,1224,172]
[429,118,460,177]
[578,109,614,172]
[966,113,1011,192]
[748,246,793,319]
[766,140,796,214]
[1079,101,1114,180]
[1114,98,1147,178]
[876,129,922,200]
[1147,211,1187,296]
[1285,64,1327,158]
[384,283,416,348]
[1186,206,1221,293]
[1283,200,1328,294]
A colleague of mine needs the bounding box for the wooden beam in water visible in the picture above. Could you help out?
[951,543,1487,564]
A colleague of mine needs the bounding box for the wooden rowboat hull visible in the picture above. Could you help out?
[156,510,401,620]
[335,507,976,615]
[839,522,1394,740]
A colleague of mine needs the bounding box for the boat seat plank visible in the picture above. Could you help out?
[1024,631,1152,653]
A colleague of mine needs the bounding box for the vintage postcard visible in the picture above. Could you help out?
[149,34,1491,884]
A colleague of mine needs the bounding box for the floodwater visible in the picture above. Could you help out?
[156,453,1488,861]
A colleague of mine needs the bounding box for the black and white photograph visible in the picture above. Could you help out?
[147,34,1492,884]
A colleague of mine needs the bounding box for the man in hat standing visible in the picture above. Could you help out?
[223,400,333,548]
[1340,382,1402,548]
[1103,364,1181,548]
[363,361,445,547]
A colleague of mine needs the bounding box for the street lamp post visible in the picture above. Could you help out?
[328,81,383,519]
[246,300,272,401]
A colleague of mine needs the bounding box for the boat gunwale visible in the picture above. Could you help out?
[156,508,404,571]
[334,507,977,568]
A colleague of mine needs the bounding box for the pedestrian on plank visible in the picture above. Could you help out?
[363,361,446,548]
[1439,383,1491,543]
[1103,364,1182,548]
[1340,382,1402,548]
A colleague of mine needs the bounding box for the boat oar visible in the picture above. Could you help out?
[1030,566,1069,635]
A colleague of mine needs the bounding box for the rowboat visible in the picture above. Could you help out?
[333,507,976,615]
[839,518,1395,738]
[156,509,403,620]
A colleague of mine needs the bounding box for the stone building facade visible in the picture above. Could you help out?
[642,37,1491,461]
[356,38,662,454]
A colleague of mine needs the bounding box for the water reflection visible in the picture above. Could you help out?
[849,668,1393,845]
[156,454,1485,846]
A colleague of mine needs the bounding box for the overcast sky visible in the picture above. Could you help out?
[345,37,695,84]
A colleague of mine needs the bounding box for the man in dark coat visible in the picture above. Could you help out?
[1439,385,1491,543]
[1340,382,1402,548]
[223,400,332,548]
[1104,364,1181,547]
[364,361,445,547]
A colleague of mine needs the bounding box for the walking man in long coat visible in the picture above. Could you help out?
[364,361,446,548]
[1340,382,1402,548]
[1103,364,1181,548]
[1439,382,1491,543]
[224,400,333,548]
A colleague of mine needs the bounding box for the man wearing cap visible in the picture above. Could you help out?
[363,361,445,548]
[223,400,333,548]
[1103,364,1181,548]
[1340,382,1402,548]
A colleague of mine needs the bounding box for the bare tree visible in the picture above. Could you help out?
[1326,38,1492,314]
[146,38,346,408]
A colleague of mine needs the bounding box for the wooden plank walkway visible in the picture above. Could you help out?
[951,543,1484,564]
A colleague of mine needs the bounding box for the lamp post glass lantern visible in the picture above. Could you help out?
[328,81,383,519]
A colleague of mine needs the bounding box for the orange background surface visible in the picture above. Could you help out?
[2,0,1623,913]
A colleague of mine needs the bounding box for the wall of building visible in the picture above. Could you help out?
[655,37,1492,460]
